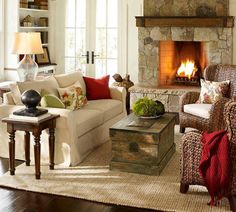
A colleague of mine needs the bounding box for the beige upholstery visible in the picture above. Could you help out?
[183,104,212,119]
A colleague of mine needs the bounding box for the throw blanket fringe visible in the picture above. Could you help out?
[199,130,231,206]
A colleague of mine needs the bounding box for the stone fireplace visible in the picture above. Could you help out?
[130,0,234,112]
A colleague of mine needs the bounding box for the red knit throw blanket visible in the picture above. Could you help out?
[199,130,231,206]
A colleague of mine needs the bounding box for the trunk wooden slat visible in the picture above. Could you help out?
[110,113,176,175]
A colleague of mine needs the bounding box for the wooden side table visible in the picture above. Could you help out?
[2,114,60,179]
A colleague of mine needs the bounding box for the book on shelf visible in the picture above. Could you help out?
[9,113,52,122]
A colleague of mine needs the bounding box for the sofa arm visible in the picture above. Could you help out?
[208,97,230,131]
[179,91,200,112]
[3,92,15,105]
[109,86,127,113]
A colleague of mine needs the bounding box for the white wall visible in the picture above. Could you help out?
[125,0,143,84]
[4,0,18,70]
[230,0,236,64]
[0,0,4,80]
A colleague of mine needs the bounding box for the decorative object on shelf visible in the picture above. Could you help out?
[21,15,34,27]
[13,89,48,117]
[35,46,51,65]
[132,97,165,118]
[12,32,44,82]
[38,17,48,27]
[112,74,134,114]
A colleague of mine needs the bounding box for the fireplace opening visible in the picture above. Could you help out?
[159,41,208,87]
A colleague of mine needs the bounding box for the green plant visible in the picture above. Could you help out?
[132,97,164,117]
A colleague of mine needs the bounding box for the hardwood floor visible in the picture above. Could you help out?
[0,158,160,212]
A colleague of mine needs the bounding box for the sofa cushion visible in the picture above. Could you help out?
[83,99,123,122]
[54,71,86,95]
[184,104,212,119]
[17,76,59,97]
[83,75,111,100]
[47,107,103,137]
[9,83,23,105]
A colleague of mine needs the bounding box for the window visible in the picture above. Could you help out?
[64,0,119,78]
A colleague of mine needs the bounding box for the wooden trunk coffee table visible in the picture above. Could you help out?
[110,113,177,175]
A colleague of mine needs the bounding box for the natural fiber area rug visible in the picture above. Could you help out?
[0,128,231,212]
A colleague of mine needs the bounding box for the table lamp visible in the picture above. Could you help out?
[12,32,44,81]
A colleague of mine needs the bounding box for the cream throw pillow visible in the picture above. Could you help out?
[197,79,230,104]
[9,83,23,105]
[54,71,86,95]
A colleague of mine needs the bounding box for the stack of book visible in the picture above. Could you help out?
[20,0,28,8]
[9,113,52,122]
[39,31,48,44]
[39,0,48,10]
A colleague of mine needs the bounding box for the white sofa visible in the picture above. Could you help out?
[0,71,127,166]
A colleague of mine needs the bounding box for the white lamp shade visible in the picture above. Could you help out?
[12,32,44,54]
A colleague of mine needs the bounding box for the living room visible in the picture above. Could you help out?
[0,0,236,211]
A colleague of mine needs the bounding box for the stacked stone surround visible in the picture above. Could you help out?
[130,0,233,112]
[144,0,228,17]
[138,27,233,87]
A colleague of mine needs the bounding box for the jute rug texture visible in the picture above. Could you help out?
[0,129,231,211]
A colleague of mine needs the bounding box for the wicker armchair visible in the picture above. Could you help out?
[179,64,236,133]
[180,100,236,211]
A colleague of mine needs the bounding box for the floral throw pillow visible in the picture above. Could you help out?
[197,79,230,104]
[57,84,87,110]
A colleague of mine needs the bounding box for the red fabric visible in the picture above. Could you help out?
[199,130,231,206]
[83,75,111,100]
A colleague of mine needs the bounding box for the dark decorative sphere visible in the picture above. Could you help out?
[155,100,165,115]
[21,90,41,109]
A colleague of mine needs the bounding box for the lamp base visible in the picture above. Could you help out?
[17,54,38,81]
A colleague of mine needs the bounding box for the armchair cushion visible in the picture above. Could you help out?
[184,104,212,119]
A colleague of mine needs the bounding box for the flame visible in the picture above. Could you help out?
[177,60,197,79]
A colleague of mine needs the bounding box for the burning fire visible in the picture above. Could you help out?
[177,60,197,79]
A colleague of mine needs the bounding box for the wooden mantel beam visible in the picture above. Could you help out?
[136,16,234,28]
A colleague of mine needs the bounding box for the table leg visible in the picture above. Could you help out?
[49,128,55,170]
[24,131,30,166]
[9,131,16,175]
[33,133,41,179]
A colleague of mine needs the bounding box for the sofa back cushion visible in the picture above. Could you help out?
[17,77,59,97]
[54,71,86,95]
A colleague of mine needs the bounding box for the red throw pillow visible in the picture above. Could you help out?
[83,75,111,100]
